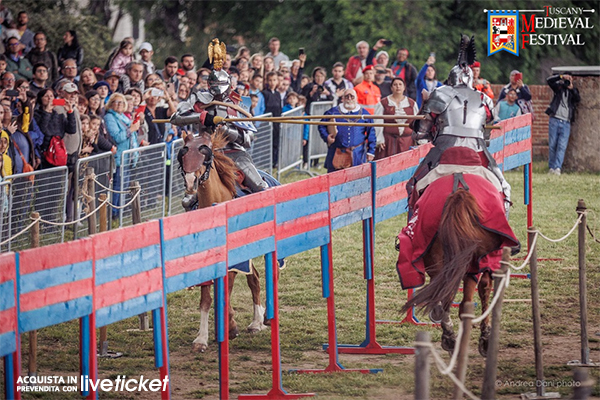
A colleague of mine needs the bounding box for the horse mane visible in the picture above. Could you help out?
[210,131,238,196]
[402,189,485,314]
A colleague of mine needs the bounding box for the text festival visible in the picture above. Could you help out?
[521,6,594,47]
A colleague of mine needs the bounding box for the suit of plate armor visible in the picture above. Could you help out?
[171,69,267,210]
[406,40,511,215]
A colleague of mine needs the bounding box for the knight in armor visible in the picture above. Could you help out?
[170,39,267,211]
[406,35,511,215]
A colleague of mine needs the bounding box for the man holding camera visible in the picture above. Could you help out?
[545,73,580,175]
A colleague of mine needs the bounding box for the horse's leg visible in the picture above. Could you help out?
[246,262,267,333]
[440,306,456,354]
[228,271,240,340]
[192,284,212,352]
[477,271,493,357]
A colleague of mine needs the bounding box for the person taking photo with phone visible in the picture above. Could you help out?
[415,53,442,108]
[498,69,531,102]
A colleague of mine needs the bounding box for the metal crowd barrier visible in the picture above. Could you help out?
[249,112,273,175]
[119,143,167,226]
[308,101,333,171]
[72,152,114,239]
[167,138,185,216]
[0,167,68,252]
[0,179,10,248]
[277,106,311,181]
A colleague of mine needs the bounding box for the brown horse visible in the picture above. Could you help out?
[178,131,267,352]
[400,174,517,356]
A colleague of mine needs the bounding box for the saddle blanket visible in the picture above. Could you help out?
[396,173,519,289]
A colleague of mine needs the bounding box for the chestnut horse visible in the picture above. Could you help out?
[178,131,267,352]
[400,174,517,356]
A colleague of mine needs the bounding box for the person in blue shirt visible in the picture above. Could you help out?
[493,88,521,122]
[415,55,442,108]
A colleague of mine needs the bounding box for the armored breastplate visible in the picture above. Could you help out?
[435,88,487,140]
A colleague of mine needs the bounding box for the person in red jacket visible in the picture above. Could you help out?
[344,38,388,86]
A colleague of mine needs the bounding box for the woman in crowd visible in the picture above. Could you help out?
[57,30,84,68]
[373,77,418,159]
[77,94,88,115]
[233,46,250,66]
[415,55,442,108]
[78,68,98,94]
[85,89,104,116]
[263,56,275,77]
[104,92,140,217]
[0,106,16,176]
[143,85,176,145]
[250,53,263,76]
[301,66,333,114]
[33,88,77,169]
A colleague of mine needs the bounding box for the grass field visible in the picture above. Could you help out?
[2,161,599,399]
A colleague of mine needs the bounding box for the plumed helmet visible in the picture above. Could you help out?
[447,65,474,88]
[208,69,231,96]
[447,34,476,89]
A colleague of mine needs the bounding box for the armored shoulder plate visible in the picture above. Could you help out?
[194,91,214,104]
[423,86,457,115]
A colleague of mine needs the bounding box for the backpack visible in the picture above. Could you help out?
[43,136,68,167]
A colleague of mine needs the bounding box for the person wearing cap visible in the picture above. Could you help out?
[93,81,111,104]
[390,48,418,101]
[415,54,442,108]
[471,61,494,99]
[318,88,376,172]
[373,64,392,98]
[57,81,83,165]
[498,69,531,102]
[344,39,387,86]
[138,41,155,78]
[353,65,381,115]
[104,70,120,94]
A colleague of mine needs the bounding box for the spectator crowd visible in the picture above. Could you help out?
[0,5,548,222]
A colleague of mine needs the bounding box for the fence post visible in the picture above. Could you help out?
[415,331,430,400]
[576,199,589,365]
[481,249,510,399]
[130,181,149,331]
[97,193,110,357]
[86,167,97,235]
[453,302,474,399]
[572,368,594,400]
[28,211,40,378]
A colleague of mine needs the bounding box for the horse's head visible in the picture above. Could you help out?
[177,132,214,194]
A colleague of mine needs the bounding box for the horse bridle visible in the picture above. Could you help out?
[179,142,214,188]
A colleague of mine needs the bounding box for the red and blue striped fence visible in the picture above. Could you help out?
[1,115,532,399]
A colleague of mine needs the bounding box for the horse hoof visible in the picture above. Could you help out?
[479,327,491,357]
[441,334,456,355]
[229,326,239,340]
[192,342,208,353]
[263,316,272,326]
[247,323,267,334]
[429,304,445,323]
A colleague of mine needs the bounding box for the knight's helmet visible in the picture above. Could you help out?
[207,38,231,99]
[446,34,476,89]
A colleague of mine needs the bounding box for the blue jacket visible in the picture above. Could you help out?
[104,109,138,167]
[415,63,442,108]
[318,106,376,172]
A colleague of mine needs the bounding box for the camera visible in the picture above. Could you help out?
[382,40,393,46]
[563,79,571,87]
[316,85,324,94]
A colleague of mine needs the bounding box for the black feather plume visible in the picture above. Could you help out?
[456,34,477,67]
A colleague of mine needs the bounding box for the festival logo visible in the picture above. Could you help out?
[488,10,519,56]
[486,6,595,56]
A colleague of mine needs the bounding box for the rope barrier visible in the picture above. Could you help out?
[0,188,141,245]
[417,209,589,400]
[92,177,132,194]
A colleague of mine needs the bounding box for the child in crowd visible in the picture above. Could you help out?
[93,81,111,104]
[0,55,7,76]
[249,94,259,116]
[282,91,299,113]
[494,88,522,122]
[78,114,96,158]
[108,40,134,76]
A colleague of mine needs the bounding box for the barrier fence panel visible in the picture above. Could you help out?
[17,238,95,396]
[161,203,228,398]
[167,138,185,216]
[0,180,10,249]
[488,125,505,172]
[308,101,333,170]
[1,167,68,252]
[119,143,167,226]
[73,152,114,239]
[92,221,169,398]
[277,106,305,180]
[249,113,273,175]
[373,144,432,224]
[0,252,19,400]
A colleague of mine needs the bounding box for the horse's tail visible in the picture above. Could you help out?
[404,189,482,314]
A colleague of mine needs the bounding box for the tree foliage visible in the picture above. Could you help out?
[5,0,598,84]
